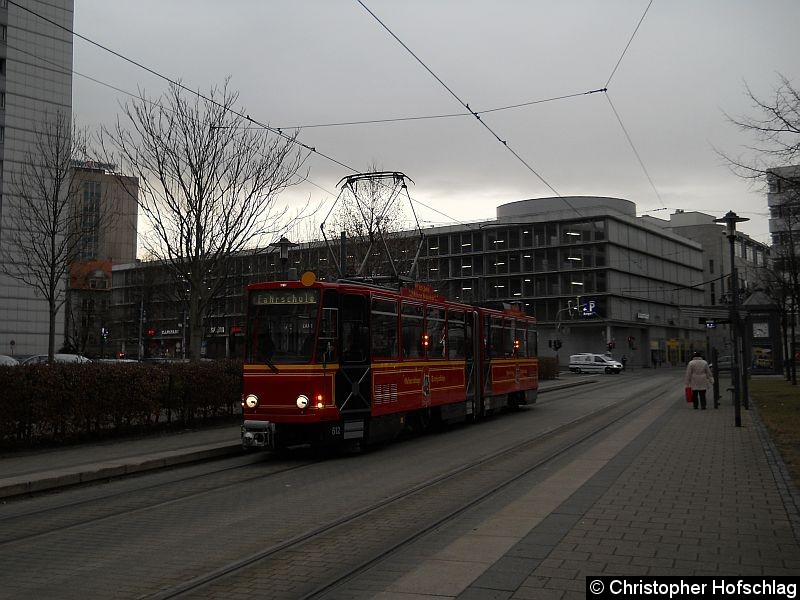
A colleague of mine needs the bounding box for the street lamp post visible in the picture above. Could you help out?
[272,236,298,280]
[714,210,749,428]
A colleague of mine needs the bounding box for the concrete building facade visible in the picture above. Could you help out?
[109,197,766,369]
[0,0,74,357]
[65,162,138,357]
[417,197,708,369]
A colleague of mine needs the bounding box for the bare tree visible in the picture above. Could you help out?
[0,110,89,361]
[100,79,305,360]
[723,73,800,382]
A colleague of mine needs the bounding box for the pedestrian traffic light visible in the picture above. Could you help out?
[146,328,156,337]
[553,339,562,350]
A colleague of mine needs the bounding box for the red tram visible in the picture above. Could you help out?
[240,277,538,451]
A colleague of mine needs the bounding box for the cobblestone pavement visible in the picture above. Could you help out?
[325,382,800,600]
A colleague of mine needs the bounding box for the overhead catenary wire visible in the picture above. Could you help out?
[17,0,666,236]
[272,88,607,130]
[605,0,654,89]
[7,0,482,232]
[604,92,665,207]
[355,0,563,201]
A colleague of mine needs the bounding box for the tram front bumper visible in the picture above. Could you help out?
[241,420,274,449]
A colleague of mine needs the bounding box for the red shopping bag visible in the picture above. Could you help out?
[684,386,693,403]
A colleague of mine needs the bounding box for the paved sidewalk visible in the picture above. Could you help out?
[336,381,800,600]
[0,423,242,498]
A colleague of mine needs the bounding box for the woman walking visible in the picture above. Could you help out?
[684,351,714,410]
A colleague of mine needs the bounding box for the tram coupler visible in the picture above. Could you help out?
[241,420,274,449]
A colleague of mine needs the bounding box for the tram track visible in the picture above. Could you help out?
[0,376,618,550]
[145,376,671,600]
[0,458,319,546]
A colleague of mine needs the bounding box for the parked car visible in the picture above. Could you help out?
[0,355,19,366]
[568,353,623,374]
[20,353,92,365]
[96,358,139,364]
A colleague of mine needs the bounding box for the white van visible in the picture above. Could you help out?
[569,353,623,374]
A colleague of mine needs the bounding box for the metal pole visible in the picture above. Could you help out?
[729,232,742,427]
[742,313,750,410]
[137,298,144,361]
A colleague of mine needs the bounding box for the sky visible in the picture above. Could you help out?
[71,0,800,247]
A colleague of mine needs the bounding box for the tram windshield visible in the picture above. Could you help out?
[246,289,320,364]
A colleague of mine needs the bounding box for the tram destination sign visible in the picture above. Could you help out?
[251,290,318,305]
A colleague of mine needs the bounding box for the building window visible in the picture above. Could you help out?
[80,181,101,260]
[709,259,714,274]
[0,25,6,41]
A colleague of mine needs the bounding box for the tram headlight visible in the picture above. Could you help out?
[296,394,309,409]
[315,393,324,409]
[244,394,259,409]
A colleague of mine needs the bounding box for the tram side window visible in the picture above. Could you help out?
[527,323,538,357]
[489,316,504,358]
[465,313,474,359]
[504,319,516,356]
[426,306,446,359]
[317,304,338,363]
[447,309,465,358]
[505,319,517,357]
[341,294,369,363]
[515,319,527,357]
[371,298,398,359]
[401,303,424,358]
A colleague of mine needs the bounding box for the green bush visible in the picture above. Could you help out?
[0,360,242,449]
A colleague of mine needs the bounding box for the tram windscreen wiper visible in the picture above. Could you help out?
[263,356,279,373]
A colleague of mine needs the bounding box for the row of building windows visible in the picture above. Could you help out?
[425,221,606,256]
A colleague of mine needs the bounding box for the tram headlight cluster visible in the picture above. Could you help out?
[297,393,325,410]
[243,392,324,411]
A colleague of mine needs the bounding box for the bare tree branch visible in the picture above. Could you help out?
[99,79,305,360]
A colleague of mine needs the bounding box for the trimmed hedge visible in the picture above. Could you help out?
[0,360,242,449]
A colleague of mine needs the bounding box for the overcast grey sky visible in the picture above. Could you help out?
[72,1,800,244]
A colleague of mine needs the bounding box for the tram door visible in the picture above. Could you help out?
[336,293,371,420]
[465,311,480,418]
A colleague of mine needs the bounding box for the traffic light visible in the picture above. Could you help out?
[146,328,156,337]
[553,339,562,350]
[607,342,613,352]
[627,336,635,349]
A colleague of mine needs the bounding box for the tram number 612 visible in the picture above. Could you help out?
[330,425,342,437]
